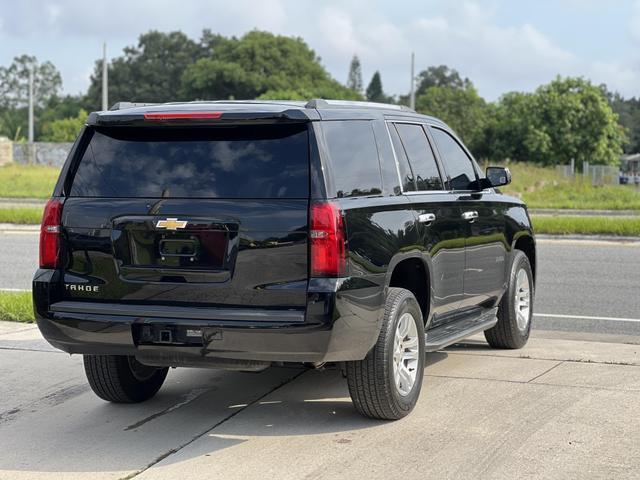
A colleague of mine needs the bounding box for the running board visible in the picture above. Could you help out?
[425,309,498,352]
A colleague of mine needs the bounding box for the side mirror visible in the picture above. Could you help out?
[485,166,512,188]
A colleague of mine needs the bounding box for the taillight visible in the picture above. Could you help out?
[39,198,63,269]
[310,202,347,277]
[143,111,223,121]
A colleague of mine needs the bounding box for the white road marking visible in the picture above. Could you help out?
[0,288,31,292]
[534,313,640,323]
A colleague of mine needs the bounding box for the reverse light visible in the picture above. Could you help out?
[310,202,347,277]
[143,112,223,121]
[39,198,64,269]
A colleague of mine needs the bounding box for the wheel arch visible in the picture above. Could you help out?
[511,233,536,283]
[385,253,433,326]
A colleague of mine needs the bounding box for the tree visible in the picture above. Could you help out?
[85,31,206,109]
[180,31,360,101]
[346,55,363,94]
[416,84,490,156]
[605,90,640,154]
[40,109,88,142]
[491,77,626,166]
[366,71,389,103]
[415,65,470,98]
[0,55,62,110]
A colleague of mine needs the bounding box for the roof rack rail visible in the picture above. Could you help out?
[305,99,415,112]
[109,102,160,111]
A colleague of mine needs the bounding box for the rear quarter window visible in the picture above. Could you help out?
[69,124,309,199]
[321,121,382,198]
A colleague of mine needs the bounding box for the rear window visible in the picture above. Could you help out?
[69,124,309,198]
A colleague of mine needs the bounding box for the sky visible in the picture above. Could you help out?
[1,0,639,101]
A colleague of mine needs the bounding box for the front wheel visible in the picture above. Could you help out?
[83,355,168,403]
[484,250,534,349]
[346,288,425,420]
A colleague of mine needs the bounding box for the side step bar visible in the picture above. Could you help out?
[425,309,498,352]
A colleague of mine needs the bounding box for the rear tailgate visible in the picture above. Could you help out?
[59,123,310,312]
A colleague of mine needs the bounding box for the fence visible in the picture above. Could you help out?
[555,161,620,186]
[12,142,73,167]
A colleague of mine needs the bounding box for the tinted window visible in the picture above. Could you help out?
[70,124,309,198]
[431,128,477,190]
[322,121,382,197]
[388,124,416,192]
[394,123,443,191]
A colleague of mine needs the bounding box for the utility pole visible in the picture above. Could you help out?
[102,42,108,111]
[28,67,34,143]
[409,52,415,110]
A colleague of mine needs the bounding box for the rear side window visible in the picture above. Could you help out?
[430,128,477,191]
[69,124,309,198]
[388,124,416,192]
[321,121,382,198]
[394,123,443,191]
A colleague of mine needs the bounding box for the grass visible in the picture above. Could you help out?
[0,291,34,322]
[532,215,640,236]
[0,164,59,198]
[0,207,42,224]
[501,163,640,211]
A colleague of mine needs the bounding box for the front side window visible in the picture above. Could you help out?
[322,121,382,198]
[394,123,443,191]
[430,128,478,191]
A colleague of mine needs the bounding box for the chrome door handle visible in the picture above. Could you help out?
[462,211,478,221]
[418,213,436,224]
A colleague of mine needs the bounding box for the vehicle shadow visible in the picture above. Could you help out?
[0,344,454,477]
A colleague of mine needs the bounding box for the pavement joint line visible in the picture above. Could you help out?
[526,360,565,383]
[444,350,640,367]
[426,373,640,393]
[122,368,308,480]
[0,345,63,354]
[534,313,640,323]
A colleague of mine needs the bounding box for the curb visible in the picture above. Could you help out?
[0,223,39,232]
[536,234,640,244]
[530,209,640,217]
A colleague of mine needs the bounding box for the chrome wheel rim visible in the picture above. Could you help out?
[392,313,420,396]
[514,268,531,332]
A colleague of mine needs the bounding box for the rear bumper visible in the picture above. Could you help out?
[34,271,385,364]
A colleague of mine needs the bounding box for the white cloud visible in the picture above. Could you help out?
[630,0,640,43]
[1,0,639,100]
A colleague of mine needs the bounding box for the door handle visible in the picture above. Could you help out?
[418,213,436,225]
[462,211,479,222]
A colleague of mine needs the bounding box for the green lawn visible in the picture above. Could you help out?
[0,291,34,322]
[502,163,640,211]
[0,164,60,198]
[0,207,42,224]
[532,215,640,236]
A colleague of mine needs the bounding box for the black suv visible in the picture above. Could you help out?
[34,99,536,420]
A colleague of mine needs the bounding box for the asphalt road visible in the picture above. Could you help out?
[1,231,639,339]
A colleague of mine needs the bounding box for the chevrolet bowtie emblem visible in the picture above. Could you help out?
[156,218,188,230]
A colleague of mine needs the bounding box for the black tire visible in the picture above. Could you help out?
[83,355,168,403]
[346,287,425,420]
[484,250,534,349]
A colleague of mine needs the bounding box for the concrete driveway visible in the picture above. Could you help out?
[1,321,639,480]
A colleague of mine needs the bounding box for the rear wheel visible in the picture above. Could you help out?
[346,288,425,420]
[484,250,534,349]
[83,355,168,403]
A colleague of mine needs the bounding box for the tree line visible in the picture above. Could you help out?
[0,29,638,166]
